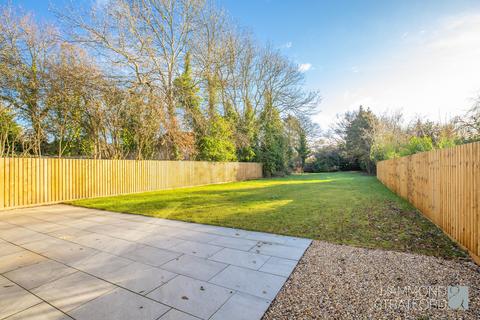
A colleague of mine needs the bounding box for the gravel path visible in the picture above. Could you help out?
[263,240,480,319]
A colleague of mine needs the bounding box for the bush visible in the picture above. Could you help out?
[399,136,434,156]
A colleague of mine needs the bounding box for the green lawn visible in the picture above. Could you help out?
[71,171,466,259]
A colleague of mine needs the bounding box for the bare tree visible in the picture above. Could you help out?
[61,0,205,159]
[0,7,58,155]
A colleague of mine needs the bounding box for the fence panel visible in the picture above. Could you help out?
[377,142,480,263]
[0,158,262,210]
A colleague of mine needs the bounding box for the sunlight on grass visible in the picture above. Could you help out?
[71,171,466,259]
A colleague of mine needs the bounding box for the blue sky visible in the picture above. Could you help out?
[6,0,480,128]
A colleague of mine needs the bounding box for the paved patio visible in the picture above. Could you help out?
[0,205,311,320]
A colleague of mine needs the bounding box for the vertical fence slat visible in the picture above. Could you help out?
[377,142,480,263]
[0,158,262,210]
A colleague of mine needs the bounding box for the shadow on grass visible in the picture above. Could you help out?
[72,172,467,260]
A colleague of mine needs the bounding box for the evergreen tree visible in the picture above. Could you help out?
[197,114,237,161]
[256,92,287,176]
[344,106,377,174]
[236,99,257,161]
[296,129,309,170]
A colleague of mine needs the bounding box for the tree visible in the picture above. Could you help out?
[0,8,58,155]
[333,106,377,174]
[297,129,309,169]
[369,111,408,162]
[45,44,95,157]
[197,115,237,161]
[399,136,434,156]
[62,0,204,159]
[456,96,480,142]
[256,93,287,176]
[0,104,21,156]
[0,2,321,163]
[174,52,203,159]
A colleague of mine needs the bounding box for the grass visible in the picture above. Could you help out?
[71,171,466,259]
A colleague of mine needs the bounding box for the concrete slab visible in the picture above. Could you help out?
[0,241,24,257]
[32,271,115,312]
[210,265,286,300]
[120,244,181,267]
[72,233,135,255]
[147,275,234,320]
[0,276,42,319]
[173,230,220,243]
[0,227,53,245]
[70,252,133,279]
[209,248,270,270]
[158,309,200,320]
[138,234,187,250]
[0,205,310,320]
[23,221,66,233]
[208,236,258,251]
[4,260,77,290]
[68,288,170,320]
[161,254,227,281]
[41,242,99,265]
[169,240,223,259]
[250,242,306,260]
[0,250,46,273]
[210,293,271,320]
[21,237,72,254]
[259,257,298,277]
[106,262,177,295]
[47,227,92,241]
[5,302,73,320]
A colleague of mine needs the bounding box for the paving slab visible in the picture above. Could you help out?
[32,271,115,312]
[209,248,270,270]
[120,244,181,267]
[106,262,177,295]
[0,241,24,258]
[5,302,73,320]
[47,227,92,241]
[0,227,53,245]
[0,276,42,319]
[169,240,223,259]
[259,257,298,277]
[250,242,306,260]
[158,309,200,320]
[4,259,77,290]
[137,234,187,250]
[72,233,135,255]
[57,219,100,230]
[0,250,46,273]
[41,242,99,265]
[21,237,72,254]
[68,288,170,320]
[210,292,271,320]
[282,237,312,249]
[147,275,234,320]
[23,221,66,233]
[70,252,133,279]
[161,254,227,281]
[0,205,310,320]
[208,235,258,251]
[210,265,286,300]
[173,230,220,243]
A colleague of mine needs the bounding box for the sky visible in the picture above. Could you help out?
[6,0,480,130]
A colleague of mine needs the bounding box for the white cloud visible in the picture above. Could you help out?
[283,41,292,49]
[313,12,480,129]
[298,63,312,72]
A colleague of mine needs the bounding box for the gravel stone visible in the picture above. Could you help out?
[263,240,480,319]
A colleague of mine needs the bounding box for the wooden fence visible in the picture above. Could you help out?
[377,142,480,263]
[0,158,262,210]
